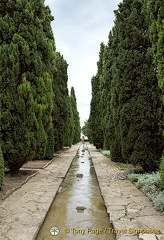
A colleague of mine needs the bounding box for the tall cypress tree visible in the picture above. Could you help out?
[64,95,74,147]
[101,32,115,151]
[0,0,54,173]
[70,87,81,144]
[88,43,105,149]
[51,52,71,151]
[148,0,164,103]
[88,76,97,144]
[111,0,163,171]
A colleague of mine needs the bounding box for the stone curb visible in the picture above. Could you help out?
[2,171,38,201]
[88,143,164,240]
[2,159,55,201]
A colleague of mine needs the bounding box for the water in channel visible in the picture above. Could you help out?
[36,144,115,240]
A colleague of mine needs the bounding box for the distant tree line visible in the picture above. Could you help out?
[87,0,164,173]
[0,0,80,187]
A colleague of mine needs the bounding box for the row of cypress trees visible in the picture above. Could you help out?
[88,0,164,173]
[0,0,80,186]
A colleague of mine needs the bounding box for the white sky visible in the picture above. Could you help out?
[45,0,121,127]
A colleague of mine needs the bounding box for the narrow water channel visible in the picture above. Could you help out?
[36,144,115,240]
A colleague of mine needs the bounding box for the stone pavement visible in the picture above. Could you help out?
[0,142,164,240]
[0,143,81,240]
[88,143,164,240]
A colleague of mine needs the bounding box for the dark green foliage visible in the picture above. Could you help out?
[0,146,4,190]
[51,52,72,150]
[0,0,54,173]
[148,0,164,182]
[88,76,104,148]
[111,0,163,171]
[101,32,123,158]
[44,124,55,160]
[82,120,89,137]
[70,87,81,144]
[88,0,163,170]
[148,0,164,102]
[88,43,105,149]
[160,157,164,189]
[64,96,74,147]
[100,42,112,150]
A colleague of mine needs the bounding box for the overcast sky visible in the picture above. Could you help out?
[45,0,121,127]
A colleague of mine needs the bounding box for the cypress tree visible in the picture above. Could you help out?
[44,124,55,159]
[88,75,101,147]
[64,96,73,147]
[100,44,110,150]
[148,0,164,102]
[51,52,71,151]
[101,32,115,151]
[88,76,97,144]
[0,0,54,173]
[112,0,163,171]
[148,0,164,182]
[70,87,81,144]
[82,120,89,137]
[88,43,105,149]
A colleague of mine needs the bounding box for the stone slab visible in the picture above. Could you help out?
[117,235,138,240]
[156,235,164,240]
[139,233,157,240]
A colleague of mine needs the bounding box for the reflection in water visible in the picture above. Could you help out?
[36,144,115,240]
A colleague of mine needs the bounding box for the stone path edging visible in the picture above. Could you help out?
[88,143,164,240]
[2,158,55,201]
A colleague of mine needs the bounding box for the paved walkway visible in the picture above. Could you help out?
[0,143,81,240]
[88,143,164,240]
[0,142,163,240]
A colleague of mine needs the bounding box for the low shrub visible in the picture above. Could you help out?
[126,171,163,213]
[128,173,142,182]
[153,191,164,212]
[135,172,161,192]
[148,191,164,212]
